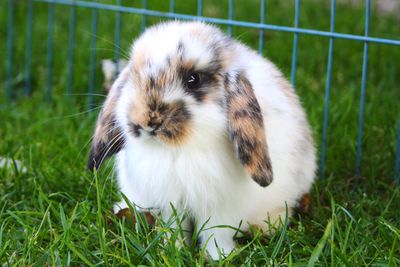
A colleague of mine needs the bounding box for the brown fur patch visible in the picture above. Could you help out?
[116,208,156,227]
[295,193,311,214]
[225,72,273,187]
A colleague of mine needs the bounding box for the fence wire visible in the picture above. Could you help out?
[4,0,400,183]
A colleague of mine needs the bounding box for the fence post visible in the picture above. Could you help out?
[290,0,300,86]
[197,0,203,16]
[88,8,98,110]
[319,0,336,179]
[6,0,14,100]
[141,0,147,32]
[46,1,55,104]
[258,0,265,55]
[395,117,400,186]
[67,1,76,95]
[114,0,121,77]
[227,0,233,36]
[355,0,371,176]
[25,0,33,96]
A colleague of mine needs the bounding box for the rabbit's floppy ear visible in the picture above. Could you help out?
[87,66,130,171]
[224,72,273,187]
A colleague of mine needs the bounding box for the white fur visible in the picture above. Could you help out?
[112,21,316,259]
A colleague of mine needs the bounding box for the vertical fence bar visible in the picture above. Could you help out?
[6,0,14,100]
[67,2,76,95]
[290,0,300,86]
[88,8,98,110]
[141,0,147,32]
[169,0,175,12]
[169,0,175,19]
[227,0,233,36]
[25,0,33,96]
[395,117,400,186]
[114,0,121,77]
[355,0,371,176]
[319,0,336,179]
[46,1,55,103]
[258,0,265,55]
[197,0,203,16]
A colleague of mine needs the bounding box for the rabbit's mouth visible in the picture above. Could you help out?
[128,124,161,138]
[128,100,192,146]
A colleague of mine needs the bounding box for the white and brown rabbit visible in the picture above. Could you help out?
[88,21,316,259]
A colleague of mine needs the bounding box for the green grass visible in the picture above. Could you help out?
[1,0,399,265]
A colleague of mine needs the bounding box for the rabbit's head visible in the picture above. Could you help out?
[88,21,273,187]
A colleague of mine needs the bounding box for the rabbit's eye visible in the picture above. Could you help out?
[186,72,202,89]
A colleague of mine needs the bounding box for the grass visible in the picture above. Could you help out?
[0,0,399,265]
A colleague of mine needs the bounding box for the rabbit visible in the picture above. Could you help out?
[101,59,129,92]
[88,21,316,259]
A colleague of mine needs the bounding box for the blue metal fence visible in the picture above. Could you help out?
[4,0,400,184]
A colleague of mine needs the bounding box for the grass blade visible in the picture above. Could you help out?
[271,203,290,259]
[307,220,332,267]
[64,241,95,267]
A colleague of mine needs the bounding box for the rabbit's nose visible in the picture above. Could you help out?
[148,111,163,130]
[148,119,164,136]
[148,120,161,129]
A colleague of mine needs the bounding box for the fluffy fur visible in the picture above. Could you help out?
[88,21,316,259]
